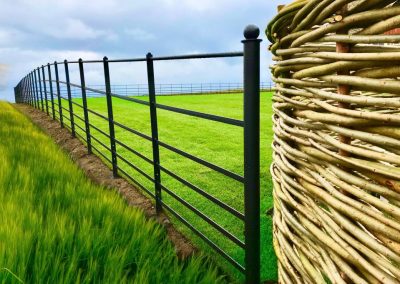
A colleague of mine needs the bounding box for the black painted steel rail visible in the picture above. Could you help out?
[14,25,262,284]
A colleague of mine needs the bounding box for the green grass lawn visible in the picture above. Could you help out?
[0,101,225,283]
[58,91,277,281]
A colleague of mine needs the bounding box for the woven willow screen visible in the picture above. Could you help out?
[267,1,400,283]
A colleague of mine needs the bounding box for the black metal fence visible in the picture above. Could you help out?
[14,25,262,284]
[58,81,273,98]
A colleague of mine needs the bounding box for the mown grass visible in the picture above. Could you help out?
[0,101,225,284]
[60,91,277,281]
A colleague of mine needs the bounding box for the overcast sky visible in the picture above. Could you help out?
[0,0,290,102]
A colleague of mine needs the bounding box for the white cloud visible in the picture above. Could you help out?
[159,0,237,12]
[0,0,284,101]
[0,47,104,100]
[44,18,117,41]
[0,28,26,47]
[124,28,156,41]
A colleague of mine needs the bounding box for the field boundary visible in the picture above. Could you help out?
[64,82,273,98]
[14,25,263,283]
[15,103,197,259]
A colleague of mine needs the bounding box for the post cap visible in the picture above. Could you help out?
[78,58,83,62]
[244,25,260,40]
[64,59,68,63]
[103,56,108,61]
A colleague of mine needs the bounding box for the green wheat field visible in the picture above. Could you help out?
[0,101,226,283]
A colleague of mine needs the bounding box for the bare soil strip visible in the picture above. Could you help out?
[15,104,196,259]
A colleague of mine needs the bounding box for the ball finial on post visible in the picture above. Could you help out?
[244,24,260,40]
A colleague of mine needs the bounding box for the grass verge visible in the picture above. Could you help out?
[0,101,224,283]
[59,91,277,281]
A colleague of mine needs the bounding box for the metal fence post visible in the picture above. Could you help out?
[26,75,29,105]
[19,83,22,103]
[28,76,33,106]
[21,82,24,103]
[21,81,24,103]
[242,25,261,284]
[21,78,25,104]
[36,68,44,111]
[79,59,92,154]
[29,73,36,108]
[22,77,28,105]
[47,63,56,120]
[27,76,31,105]
[146,52,162,213]
[22,77,27,105]
[22,79,26,104]
[64,60,76,137]
[21,82,23,103]
[54,62,64,127]
[33,72,38,108]
[15,84,18,103]
[103,57,118,177]
[41,65,49,115]
[33,70,40,109]
[20,82,23,103]
[28,76,32,105]
[22,82,24,103]
[26,75,31,105]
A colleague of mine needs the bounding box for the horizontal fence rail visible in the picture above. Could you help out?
[14,25,262,284]
[55,81,273,98]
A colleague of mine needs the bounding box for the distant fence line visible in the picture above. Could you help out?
[14,25,263,284]
[62,81,273,98]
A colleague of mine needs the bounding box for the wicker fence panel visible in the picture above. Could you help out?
[267,1,400,283]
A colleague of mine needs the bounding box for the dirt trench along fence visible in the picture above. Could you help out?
[268,1,400,283]
[15,25,263,284]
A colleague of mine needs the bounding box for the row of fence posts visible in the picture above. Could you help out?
[17,79,272,100]
[107,82,273,96]
[14,25,262,284]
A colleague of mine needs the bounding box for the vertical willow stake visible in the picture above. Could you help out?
[243,24,261,284]
[268,2,400,282]
[336,5,351,158]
